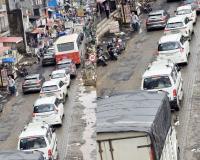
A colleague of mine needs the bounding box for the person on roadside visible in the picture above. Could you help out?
[7,75,16,96]
[130,11,140,32]
[105,2,110,19]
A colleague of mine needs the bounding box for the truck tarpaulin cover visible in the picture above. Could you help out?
[97,91,171,160]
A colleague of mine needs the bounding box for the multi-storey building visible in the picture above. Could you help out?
[0,0,10,37]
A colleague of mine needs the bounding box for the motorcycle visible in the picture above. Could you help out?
[108,48,118,61]
[97,54,107,66]
[141,3,152,14]
[16,66,28,77]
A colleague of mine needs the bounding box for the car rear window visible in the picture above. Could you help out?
[176,9,191,15]
[57,63,70,69]
[25,77,38,81]
[20,137,47,150]
[143,76,172,90]
[57,42,74,52]
[149,13,163,18]
[42,85,58,92]
[34,104,55,113]
[166,22,184,28]
[158,42,180,51]
[51,73,65,79]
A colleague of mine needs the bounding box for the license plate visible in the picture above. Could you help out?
[171,30,179,34]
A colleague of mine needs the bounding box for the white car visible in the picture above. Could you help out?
[40,79,68,102]
[50,69,71,87]
[157,33,190,64]
[141,58,184,111]
[164,16,194,39]
[32,96,64,126]
[17,121,58,160]
[175,5,197,24]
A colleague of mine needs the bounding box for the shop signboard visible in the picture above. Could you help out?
[0,69,8,87]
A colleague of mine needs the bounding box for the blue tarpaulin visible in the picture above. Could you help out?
[55,13,63,18]
[2,57,15,63]
[48,0,58,7]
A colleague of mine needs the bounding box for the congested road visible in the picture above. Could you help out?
[97,1,200,160]
[0,63,96,160]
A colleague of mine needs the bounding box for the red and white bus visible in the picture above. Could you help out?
[54,33,85,65]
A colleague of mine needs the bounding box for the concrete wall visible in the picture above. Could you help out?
[96,10,118,43]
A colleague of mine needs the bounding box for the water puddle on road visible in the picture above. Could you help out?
[78,83,96,160]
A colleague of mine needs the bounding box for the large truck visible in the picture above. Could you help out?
[97,91,179,160]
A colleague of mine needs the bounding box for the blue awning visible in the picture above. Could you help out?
[2,57,15,63]
[48,0,58,7]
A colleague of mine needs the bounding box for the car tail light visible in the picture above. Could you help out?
[48,149,52,157]
[54,108,59,113]
[150,145,155,160]
[173,89,177,97]
[161,16,166,21]
[36,80,41,84]
[164,28,169,32]
[180,48,184,53]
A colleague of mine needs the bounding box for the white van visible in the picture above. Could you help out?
[158,33,190,64]
[141,58,183,110]
[18,121,58,160]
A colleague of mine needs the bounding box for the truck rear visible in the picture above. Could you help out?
[97,91,179,160]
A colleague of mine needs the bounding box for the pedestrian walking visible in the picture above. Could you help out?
[105,2,110,19]
[7,75,16,96]
[130,11,140,32]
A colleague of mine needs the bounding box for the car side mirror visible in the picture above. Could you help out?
[51,127,56,133]
[176,65,181,72]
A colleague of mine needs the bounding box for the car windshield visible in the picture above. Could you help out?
[34,104,55,113]
[42,85,58,92]
[57,63,70,69]
[20,137,47,150]
[166,22,184,28]
[51,73,65,79]
[57,42,74,52]
[24,77,38,84]
[158,42,180,51]
[176,9,191,15]
[143,76,172,90]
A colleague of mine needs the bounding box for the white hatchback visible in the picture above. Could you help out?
[141,58,184,111]
[40,79,68,103]
[18,121,58,160]
[50,69,71,87]
[32,96,64,126]
[175,5,197,24]
[157,33,190,64]
[164,16,193,39]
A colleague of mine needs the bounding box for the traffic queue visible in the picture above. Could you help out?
[96,1,198,160]
[5,2,96,160]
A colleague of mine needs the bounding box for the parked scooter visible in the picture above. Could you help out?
[141,2,152,14]
[16,66,28,77]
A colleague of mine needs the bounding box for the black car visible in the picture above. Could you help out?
[42,54,56,66]
[0,150,44,160]
[22,74,45,94]
[146,10,170,31]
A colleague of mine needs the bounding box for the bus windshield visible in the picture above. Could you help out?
[57,42,74,52]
